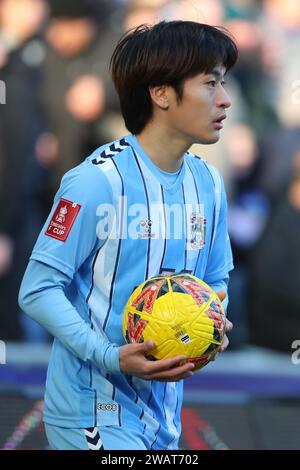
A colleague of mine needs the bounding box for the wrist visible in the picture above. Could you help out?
[103,344,120,374]
[94,342,120,374]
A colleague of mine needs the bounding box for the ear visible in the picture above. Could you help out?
[149,85,169,110]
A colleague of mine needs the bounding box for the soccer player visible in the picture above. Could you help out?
[19,21,238,450]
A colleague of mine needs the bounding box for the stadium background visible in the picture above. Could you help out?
[0,0,300,450]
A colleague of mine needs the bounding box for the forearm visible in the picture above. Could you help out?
[19,260,120,374]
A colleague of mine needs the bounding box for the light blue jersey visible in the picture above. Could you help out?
[19,135,233,450]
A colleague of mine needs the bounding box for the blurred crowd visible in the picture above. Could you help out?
[0,0,299,352]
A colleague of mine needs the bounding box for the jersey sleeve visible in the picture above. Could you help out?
[19,162,120,374]
[19,259,120,373]
[203,172,234,285]
[30,162,114,278]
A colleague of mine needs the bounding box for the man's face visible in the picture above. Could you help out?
[166,65,231,145]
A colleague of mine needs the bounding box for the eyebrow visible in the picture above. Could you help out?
[210,69,226,80]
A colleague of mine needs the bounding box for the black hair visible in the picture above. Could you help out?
[110,20,238,134]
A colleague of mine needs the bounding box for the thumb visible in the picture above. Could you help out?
[138,340,156,353]
[216,290,227,303]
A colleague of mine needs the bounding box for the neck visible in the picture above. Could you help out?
[135,123,190,173]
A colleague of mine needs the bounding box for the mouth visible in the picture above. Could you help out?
[213,114,226,129]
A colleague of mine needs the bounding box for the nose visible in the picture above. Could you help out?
[216,84,231,109]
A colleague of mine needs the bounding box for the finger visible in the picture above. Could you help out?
[147,361,195,380]
[216,290,227,303]
[211,352,219,362]
[159,370,195,382]
[221,335,229,352]
[170,370,195,381]
[147,362,194,380]
[137,340,156,353]
[144,354,189,374]
[225,319,233,332]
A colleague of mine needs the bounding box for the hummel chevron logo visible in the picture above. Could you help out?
[84,427,98,439]
[92,138,130,165]
[84,427,104,450]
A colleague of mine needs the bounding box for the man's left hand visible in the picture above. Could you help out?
[216,290,233,353]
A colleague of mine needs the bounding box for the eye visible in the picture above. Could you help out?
[207,80,216,87]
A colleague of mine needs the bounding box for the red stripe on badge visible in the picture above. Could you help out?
[45,198,81,242]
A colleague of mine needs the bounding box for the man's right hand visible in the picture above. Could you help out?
[119,340,195,382]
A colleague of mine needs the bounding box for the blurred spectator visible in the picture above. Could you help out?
[248,149,300,352]
[225,0,261,21]
[160,0,224,24]
[40,0,125,195]
[262,0,300,128]
[224,1,278,140]
[124,0,168,30]
[226,124,270,348]
[254,0,300,203]
[0,0,48,340]
[257,127,300,205]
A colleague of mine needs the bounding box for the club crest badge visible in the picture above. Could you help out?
[190,211,206,249]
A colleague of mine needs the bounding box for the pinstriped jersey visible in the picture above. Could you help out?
[29,134,233,449]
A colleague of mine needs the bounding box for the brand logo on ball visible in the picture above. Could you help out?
[179,333,191,345]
